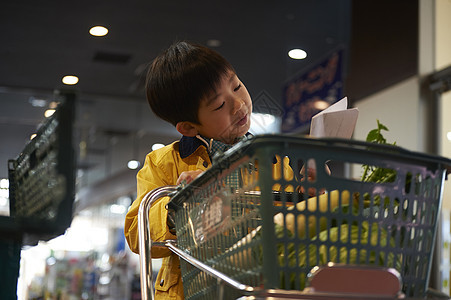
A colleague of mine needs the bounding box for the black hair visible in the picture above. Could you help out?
[145,41,234,126]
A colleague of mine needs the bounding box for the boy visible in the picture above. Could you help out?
[124,41,253,299]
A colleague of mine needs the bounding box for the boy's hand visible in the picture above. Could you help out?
[168,170,204,234]
[176,170,204,185]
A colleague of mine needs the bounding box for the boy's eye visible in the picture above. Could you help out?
[234,84,242,92]
[214,101,225,111]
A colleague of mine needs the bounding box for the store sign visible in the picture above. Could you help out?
[281,48,344,133]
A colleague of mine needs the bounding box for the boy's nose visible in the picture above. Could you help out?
[231,97,244,114]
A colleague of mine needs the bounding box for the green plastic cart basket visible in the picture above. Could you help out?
[144,135,451,299]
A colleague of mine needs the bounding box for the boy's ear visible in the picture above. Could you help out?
[176,121,198,137]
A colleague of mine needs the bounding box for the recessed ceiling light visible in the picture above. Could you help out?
[447,131,451,141]
[288,49,307,60]
[152,143,165,151]
[127,160,140,170]
[44,109,56,118]
[62,75,79,85]
[313,100,329,110]
[89,26,108,37]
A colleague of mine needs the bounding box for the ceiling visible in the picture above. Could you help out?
[0,1,351,204]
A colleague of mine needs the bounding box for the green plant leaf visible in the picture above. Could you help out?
[366,129,379,142]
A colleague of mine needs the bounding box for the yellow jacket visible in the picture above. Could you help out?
[124,135,294,299]
[125,136,211,299]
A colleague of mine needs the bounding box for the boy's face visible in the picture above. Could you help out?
[194,71,252,144]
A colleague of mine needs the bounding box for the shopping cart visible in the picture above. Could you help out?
[138,135,451,299]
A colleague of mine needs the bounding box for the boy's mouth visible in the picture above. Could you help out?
[236,114,248,126]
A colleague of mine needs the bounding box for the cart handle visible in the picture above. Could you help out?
[138,185,178,300]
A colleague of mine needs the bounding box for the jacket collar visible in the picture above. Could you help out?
[179,135,208,159]
[178,133,253,159]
